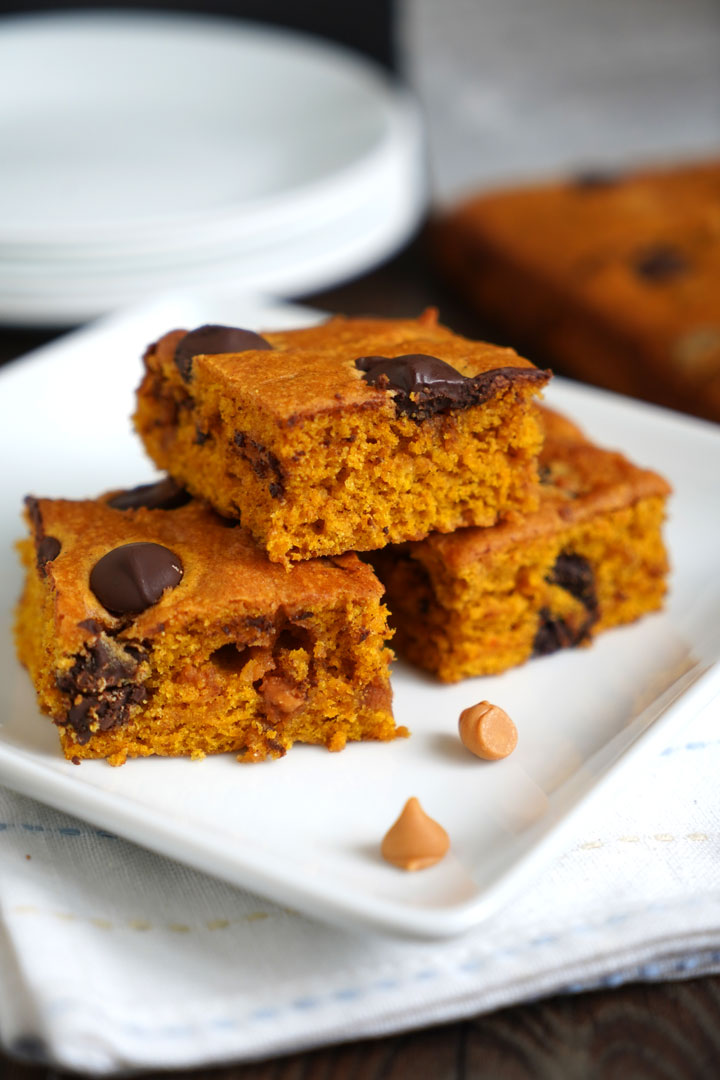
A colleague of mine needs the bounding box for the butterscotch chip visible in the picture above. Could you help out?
[458,701,518,760]
[381,797,450,871]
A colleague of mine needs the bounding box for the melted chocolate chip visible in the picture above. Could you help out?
[532,610,577,657]
[356,352,465,392]
[57,638,147,697]
[355,354,548,421]
[65,684,148,744]
[532,553,599,657]
[106,478,190,512]
[174,324,272,380]
[36,536,61,571]
[546,553,597,613]
[89,542,183,615]
[24,495,42,535]
[56,634,149,743]
[24,497,61,576]
[634,245,688,282]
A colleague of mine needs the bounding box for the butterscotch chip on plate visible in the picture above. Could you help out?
[458,701,518,760]
[381,797,450,871]
[372,407,671,682]
[133,311,549,565]
[14,485,398,765]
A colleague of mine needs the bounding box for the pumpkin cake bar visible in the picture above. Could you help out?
[134,310,550,566]
[15,481,399,765]
[372,409,671,683]
[435,159,720,422]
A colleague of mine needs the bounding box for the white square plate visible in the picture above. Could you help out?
[1,292,718,939]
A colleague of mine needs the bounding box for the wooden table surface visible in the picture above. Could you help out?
[2,235,719,1079]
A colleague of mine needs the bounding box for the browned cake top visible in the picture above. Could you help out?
[405,406,672,573]
[446,160,720,360]
[25,490,382,652]
[145,309,548,424]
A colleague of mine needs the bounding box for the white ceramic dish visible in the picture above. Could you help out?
[0,13,425,324]
[1,293,718,939]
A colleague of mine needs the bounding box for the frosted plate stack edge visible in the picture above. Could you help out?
[0,12,426,325]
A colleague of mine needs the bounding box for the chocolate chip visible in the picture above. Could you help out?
[538,464,553,485]
[56,634,150,742]
[532,609,577,657]
[106,478,191,512]
[36,535,60,571]
[65,684,148,743]
[634,245,688,282]
[546,553,597,613]
[355,354,548,421]
[25,496,60,576]
[89,542,183,614]
[532,554,599,657]
[356,353,465,394]
[24,495,42,535]
[573,170,619,189]
[174,324,272,380]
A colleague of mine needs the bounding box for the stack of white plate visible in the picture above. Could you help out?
[0,12,426,326]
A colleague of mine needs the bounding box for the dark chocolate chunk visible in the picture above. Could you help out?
[532,609,577,657]
[355,352,465,392]
[355,354,548,421]
[106,477,191,512]
[533,554,599,657]
[89,542,183,615]
[194,426,210,446]
[546,552,598,613]
[36,535,61,571]
[174,324,272,380]
[65,684,148,744]
[266,739,287,757]
[634,245,688,282]
[57,638,147,698]
[24,496,60,577]
[56,635,150,742]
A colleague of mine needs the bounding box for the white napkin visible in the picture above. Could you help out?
[0,696,718,1076]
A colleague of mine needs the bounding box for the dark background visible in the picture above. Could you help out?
[0,1,398,69]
